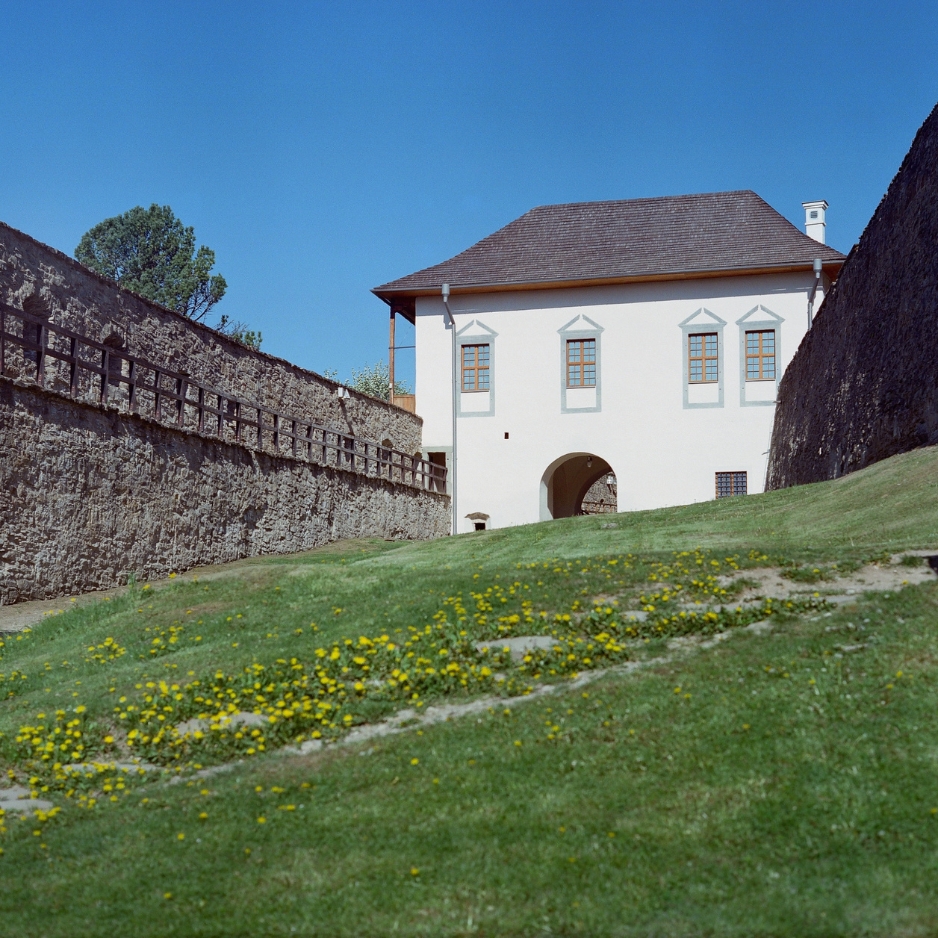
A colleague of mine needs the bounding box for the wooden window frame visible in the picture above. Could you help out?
[745,329,776,381]
[461,343,490,393]
[715,471,748,498]
[688,332,719,384]
[566,338,597,388]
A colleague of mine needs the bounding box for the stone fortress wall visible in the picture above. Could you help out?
[0,223,448,604]
[0,222,421,454]
[766,102,938,489]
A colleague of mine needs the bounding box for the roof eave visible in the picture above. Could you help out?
[372,258,846,301]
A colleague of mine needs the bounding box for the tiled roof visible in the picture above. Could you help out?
[373,191,846,298]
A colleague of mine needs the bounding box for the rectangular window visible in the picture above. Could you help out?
[715,471,748,498]
[566,338,597,387]
[688,332,719,383]
[745,329,776,381]
[461,344,490,392]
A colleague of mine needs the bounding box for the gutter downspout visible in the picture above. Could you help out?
[806,257,823,329]
[442,283,457,535]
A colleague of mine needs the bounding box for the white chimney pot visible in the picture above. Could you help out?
[802,200,828,244]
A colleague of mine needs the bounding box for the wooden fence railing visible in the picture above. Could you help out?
[0,304,447,493]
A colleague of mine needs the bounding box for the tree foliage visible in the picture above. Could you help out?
[217,315,263,350]
[323,361,410,401]
[75,204,227,321]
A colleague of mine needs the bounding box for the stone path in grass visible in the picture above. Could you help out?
[5,553,937,802]
[45,570,924,797]
[0,615,773,805]
[279,616,790,760]
[0,785,53,813]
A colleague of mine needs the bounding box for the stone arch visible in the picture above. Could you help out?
[539,452,616,520]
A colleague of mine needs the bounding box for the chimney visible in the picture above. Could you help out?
[802,200,828,244]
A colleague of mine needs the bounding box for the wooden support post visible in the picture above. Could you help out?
[389,307,395,405]
[100,349,109,403]
[36,323,47,387]
[176,377,186,427]
[128,360,137,412]
[69,337,78,397]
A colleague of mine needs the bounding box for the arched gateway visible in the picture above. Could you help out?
[539,453,617,520]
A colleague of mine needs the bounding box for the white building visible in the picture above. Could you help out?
[374,191,845,533]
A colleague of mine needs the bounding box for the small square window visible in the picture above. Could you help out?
[689,332,719,383]
[715,471,747,498]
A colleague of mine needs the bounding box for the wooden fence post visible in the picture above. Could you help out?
[128,360,137,412]
[176,377,186,428]
[100,348,109,403]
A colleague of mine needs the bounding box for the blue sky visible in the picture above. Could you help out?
[2,1,936,387]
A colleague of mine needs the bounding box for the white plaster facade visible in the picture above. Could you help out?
[414,271,827,532]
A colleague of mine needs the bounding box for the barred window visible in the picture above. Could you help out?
[461,344,490,392]
[566,339,597,387]
[688,332,718,383]
[746,329,776,380]
[715,471,748,498]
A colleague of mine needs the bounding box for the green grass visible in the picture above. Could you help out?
[2,446,938,936]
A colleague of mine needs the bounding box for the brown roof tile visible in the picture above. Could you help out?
[373,190,846,298]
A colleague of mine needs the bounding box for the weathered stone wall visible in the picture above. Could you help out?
[766,102,938,489]
[0,222,421,454]
[0,379,449,604]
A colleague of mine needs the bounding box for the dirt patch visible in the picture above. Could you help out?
[0,591,120,634]
[724,555,935,604]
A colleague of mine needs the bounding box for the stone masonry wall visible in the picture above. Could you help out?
[766,102,938,489]
[0,222,422,454]
[0,380,449,605]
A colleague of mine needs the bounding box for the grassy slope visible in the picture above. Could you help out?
[1,446,938,936]
[389,442,938,568]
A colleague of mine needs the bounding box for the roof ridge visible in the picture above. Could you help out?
[524,190,760,213]
[373,191,846,297]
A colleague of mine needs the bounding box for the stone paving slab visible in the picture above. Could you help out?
[0,785,54,813]
[60,761,157,775]
[474,635,560,661]
[176,712,269,735]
